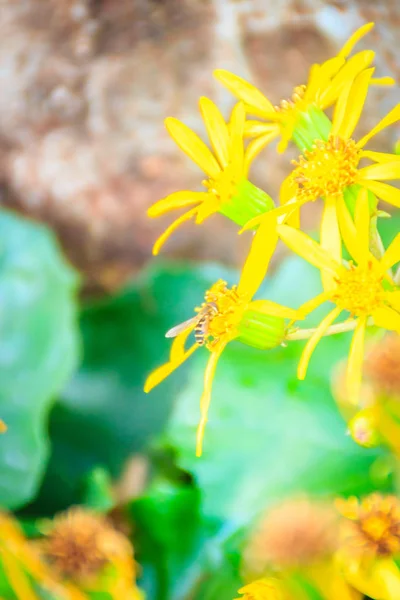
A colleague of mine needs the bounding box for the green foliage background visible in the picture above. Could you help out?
[2,209,399,599]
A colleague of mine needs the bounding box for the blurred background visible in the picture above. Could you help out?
[0,1,400,599]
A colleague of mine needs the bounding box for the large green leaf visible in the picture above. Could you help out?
[164,258,392,521]
[0,210,79,509]
[31,262,237,513]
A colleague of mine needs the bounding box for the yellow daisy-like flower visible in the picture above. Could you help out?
[278,188,400,404]
[148,99,273,255]
[235,579,284,600]
[215,22,394,155]
[243,69,400,283]
[144,230,297,456]
[336,494,400,600]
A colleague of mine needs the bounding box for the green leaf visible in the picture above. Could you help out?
[130,479,205,600]
[0,210,79,509]
[165,258,392,521]
[32,262,237,513]
[81,467,115,513]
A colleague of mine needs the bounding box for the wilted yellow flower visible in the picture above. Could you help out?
[42,507,142,600]
[336,494,400,600]
[0,512,88,600]
[364,335,400,398]
[278,188,400,404]
[243,498,339,576]
[145,230,297,456]
[215,23,394,155]
[235,578,284,600]
[147,99,274,254]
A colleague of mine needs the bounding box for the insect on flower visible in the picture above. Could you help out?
[166,301,219,347]
[144,229,300,456]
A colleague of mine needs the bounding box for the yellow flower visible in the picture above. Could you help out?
[278,188,400,404]
[148,99,273,255]
[243,70,400,280]
[215,23,394,155]
[235,578,284,600]
[336,494,400,600]
[144,229,297,456]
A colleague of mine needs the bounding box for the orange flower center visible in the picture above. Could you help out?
[332,262,385,316]
[344,495,400,557]
[291,135,360,201]
[196,280,245,349]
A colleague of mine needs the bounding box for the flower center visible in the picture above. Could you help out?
[203,164,238,207]
[291,135,360,202]
[332,262,385,316]
[357,496,400,556]
[275,85,306,114]
[196,280,245,349]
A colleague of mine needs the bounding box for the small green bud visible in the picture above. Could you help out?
[238,309,285,350]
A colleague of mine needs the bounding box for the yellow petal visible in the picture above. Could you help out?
[280,174,297,205]
[144,343,198,393]
[148,191,206,217]
[361,180,400,208]
[320,196,342,290]
[237,222,279,299]
[278,224,339,275]
[213,69,275,114]
[380,233,400,272]
[354,187,371,263]
[249,299,298,320]
[337,194,359,260]
[357,104,400,148]
[338,23,374,58]
[196,341,228,457]
[372,306,400,333]
[165,117,220,178]
[199,97,230,169]
[170,327,196,361]
[244,130,279,172]
[358,161,400,181]
[298,307,342,380]
[1,550,38,600]
[152,207,199,255]
[331,77,353,137]
[335,68,374,139]
[229,101,245,174]
[297,291,333,319]
[328,51,375,109]
[370,76,396,86]
[244,120,277,137]
[195,197,219,223]
[360,150,400,163]
[388,290,400,312]
[346,318,366,404]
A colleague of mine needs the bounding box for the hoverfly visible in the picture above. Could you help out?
[165,302,219,346]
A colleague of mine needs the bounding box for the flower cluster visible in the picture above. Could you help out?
[238,493,400,600]
[145,22,400,458]
[0,508,143,600]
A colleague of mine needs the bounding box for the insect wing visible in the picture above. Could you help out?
[165,315,199,338]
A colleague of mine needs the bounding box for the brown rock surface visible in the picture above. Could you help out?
[0,0,399,291]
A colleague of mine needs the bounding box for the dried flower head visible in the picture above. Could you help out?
[244,498,339,575]
[364,335,400,398]
[43,507,133,580]
[337,494,400,559]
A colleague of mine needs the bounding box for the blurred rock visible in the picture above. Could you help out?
[0,0,399,291]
